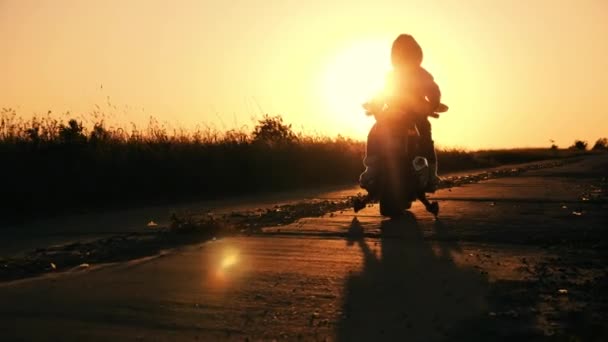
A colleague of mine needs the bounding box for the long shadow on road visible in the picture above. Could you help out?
[336,213,539,341]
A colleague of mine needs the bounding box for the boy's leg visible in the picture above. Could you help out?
[360,122,382,197]
[415,117,440,192]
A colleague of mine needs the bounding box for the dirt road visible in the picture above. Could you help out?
[1,155,607,341]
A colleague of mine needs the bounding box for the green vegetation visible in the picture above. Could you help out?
[0,108,597,222]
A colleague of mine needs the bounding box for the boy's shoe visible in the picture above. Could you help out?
[353,197,367,212]
[404,201,412,209]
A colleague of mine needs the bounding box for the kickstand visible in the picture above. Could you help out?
[418,193,439,217]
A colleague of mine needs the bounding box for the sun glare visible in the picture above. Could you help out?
[220,253,239,270]
[319,39,392,137]
[212,247,242,285]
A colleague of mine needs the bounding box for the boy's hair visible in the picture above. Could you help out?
[391,34,423,67]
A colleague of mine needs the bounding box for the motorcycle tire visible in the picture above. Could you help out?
[379,192,404,218]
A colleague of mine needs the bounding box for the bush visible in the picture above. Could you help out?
[570,139,588,151]
[549,139,558,150]
[592,138,608,150]
[58,119,87,145]
[252,114,297,145]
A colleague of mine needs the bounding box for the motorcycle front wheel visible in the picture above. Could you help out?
[379,192,411,218]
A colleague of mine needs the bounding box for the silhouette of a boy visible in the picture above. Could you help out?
[360,34,442,195]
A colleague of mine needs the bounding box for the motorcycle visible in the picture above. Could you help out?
[353,103,448,218]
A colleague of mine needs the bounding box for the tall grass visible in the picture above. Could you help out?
[0,108,586,221]
[1,109,365,220]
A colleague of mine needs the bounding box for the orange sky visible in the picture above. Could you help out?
[1,0,607,149]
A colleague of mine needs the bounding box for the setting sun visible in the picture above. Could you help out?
[318,39,392,136]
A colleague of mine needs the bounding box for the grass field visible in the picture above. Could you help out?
[0,108,594,222]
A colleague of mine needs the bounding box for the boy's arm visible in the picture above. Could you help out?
[421,68,441,111]
[426,80,441,110]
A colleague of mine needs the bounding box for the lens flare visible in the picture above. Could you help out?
[214,247,241,281]
[220,253,239,270]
